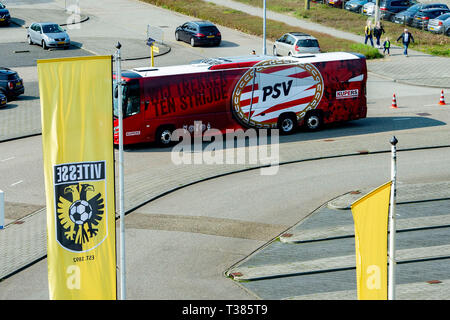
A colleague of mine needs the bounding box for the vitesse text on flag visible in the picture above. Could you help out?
[350,181,391,300]
[38,56,116,300]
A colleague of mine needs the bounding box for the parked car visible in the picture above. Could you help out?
[362,1,376,16]
[273,32,321,56]
[379,0,417,21]
[0,67,24,101]
[393,3,449,25]
[27,22,70,49]
[345,0,374,13]
[175,21,221,47]
[428,12,450,33]
[327,0,343,8]
[0,2,11,26]
[442,16,450,35]
[0,92,7,107]
[411,8,450,29]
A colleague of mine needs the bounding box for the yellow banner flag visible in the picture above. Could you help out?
[350,181,391,300]
[38,56,116,300]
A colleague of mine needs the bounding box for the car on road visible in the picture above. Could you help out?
[0,2,11,26]
[0,92,7,107]
[345,0,374,13]
[411,8,450,29]
[428,12,450,33]
[0,67,24,101]
[379,0,417,21]
[393,3,449,26]
[175,21,221,47]
[27,22,70,50]
[273,32,321,56]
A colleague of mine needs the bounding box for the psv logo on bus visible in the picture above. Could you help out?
[232,59,324,129]
[262,80,293,102]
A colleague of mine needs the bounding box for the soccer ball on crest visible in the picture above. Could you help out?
[69,200,93,225]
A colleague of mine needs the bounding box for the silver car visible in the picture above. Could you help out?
[273,32,321,56]
[362,1,376,16]
[27,22,70,50]
[428,13,450,33]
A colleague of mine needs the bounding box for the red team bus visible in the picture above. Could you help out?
[113,52,367,146]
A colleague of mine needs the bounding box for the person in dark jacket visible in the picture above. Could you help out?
[397,28,414,57]
[373,21,385,48]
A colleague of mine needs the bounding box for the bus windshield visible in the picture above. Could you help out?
[113,79,140,118]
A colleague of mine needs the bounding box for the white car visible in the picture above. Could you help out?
[273,32,321,56]
[27,22,70,50]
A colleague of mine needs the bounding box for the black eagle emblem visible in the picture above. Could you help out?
[57,183,105,247]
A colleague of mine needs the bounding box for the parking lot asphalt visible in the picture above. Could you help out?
[0,0,450,300]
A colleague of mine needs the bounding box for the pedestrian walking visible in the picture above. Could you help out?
[396,28,414,57]
[383,37,391,56]
[373,21,385,48]
[364,21,374,47]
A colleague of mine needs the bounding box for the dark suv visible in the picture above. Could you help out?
[0,68,24,101]
[393,3,449,26]
[175,21,221,47]
[0,2,11,26]
[411,7,450,29]
[379,0,417,21]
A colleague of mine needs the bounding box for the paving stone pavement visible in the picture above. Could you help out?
[226,196,450,299]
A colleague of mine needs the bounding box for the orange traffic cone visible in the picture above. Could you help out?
[439,90,446,105]
[391,94,398,108]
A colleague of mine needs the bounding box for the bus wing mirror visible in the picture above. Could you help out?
[145,101,149,110]
[114,85,118,98]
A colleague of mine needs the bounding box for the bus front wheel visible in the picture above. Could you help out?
[156,126,174,147]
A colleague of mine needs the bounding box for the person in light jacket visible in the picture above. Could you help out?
[396,28,414,57]
[364,21,374,47]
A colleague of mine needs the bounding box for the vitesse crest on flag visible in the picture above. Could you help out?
[38,56,116,300]
[54,162,107,252]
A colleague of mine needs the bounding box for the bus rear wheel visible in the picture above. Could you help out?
[156,126,174,147]
[277,113,297,135]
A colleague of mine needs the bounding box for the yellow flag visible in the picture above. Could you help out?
[38,56,116,300]
[350,181,391,300]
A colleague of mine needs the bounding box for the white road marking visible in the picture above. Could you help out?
[10,180,23,187]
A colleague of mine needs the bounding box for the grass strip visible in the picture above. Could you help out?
[141,0,383,58]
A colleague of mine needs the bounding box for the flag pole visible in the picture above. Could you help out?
[263,0,266,55]
[388,136,398,300]
[115,42,126,300]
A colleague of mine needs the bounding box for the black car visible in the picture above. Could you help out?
[379,0,417,21]
[0,68,24,101]
[0,2,11,26]
[411,8,450,29]
[0,92,7,107]
[175,21,221,47]
[393,3,449,25]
